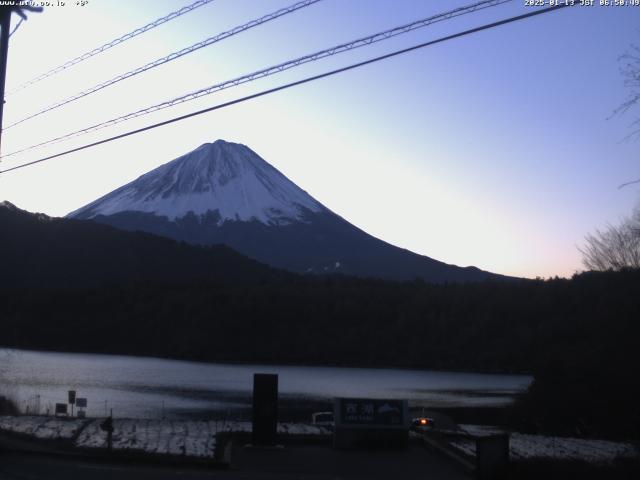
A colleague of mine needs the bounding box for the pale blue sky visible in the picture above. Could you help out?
[1,0,639,278]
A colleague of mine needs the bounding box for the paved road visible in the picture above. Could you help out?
[0,452,219,480]
[0,444,470,479]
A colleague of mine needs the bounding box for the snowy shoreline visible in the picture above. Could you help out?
[2,415,637,466]
[0,415,331,460]
[447,424,640,465]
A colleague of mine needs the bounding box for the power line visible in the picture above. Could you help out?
[1,0,513,159]
[0,5,42,156]
[0,2,575,175]
[6,0,216,96]
[4,0,322,131]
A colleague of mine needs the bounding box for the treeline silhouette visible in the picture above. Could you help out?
[2,270,637,371]
[2,270,639,438]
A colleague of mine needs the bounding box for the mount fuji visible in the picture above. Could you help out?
[69,140,505,282]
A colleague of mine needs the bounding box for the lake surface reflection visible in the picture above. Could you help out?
[0,349,531,419]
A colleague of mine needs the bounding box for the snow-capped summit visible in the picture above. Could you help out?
[69,140,508,283]
[69,140,323,225]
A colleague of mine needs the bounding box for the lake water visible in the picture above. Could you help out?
[0,349,531,420]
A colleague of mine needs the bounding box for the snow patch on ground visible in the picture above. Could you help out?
[277,423,332,436]
[0,415,88,440]
[76,419,219,458]
[449,429,639,464]
[459,424,508,436]
[0,415,348,460]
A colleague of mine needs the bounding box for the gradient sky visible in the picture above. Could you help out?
[1,0,639,279]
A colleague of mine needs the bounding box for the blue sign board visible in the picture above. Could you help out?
[335,398,407,427]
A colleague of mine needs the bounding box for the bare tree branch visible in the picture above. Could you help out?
[580,208,640,271]
[618,178,640,189]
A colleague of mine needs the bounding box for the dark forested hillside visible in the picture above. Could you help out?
[0,202,290,289]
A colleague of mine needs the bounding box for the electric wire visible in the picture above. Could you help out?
[1,0,513,159]
[0,2,575,175]
[6,0,216,96]
[4,0,322,130]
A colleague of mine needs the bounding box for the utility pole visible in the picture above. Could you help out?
[0,7,11,156]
